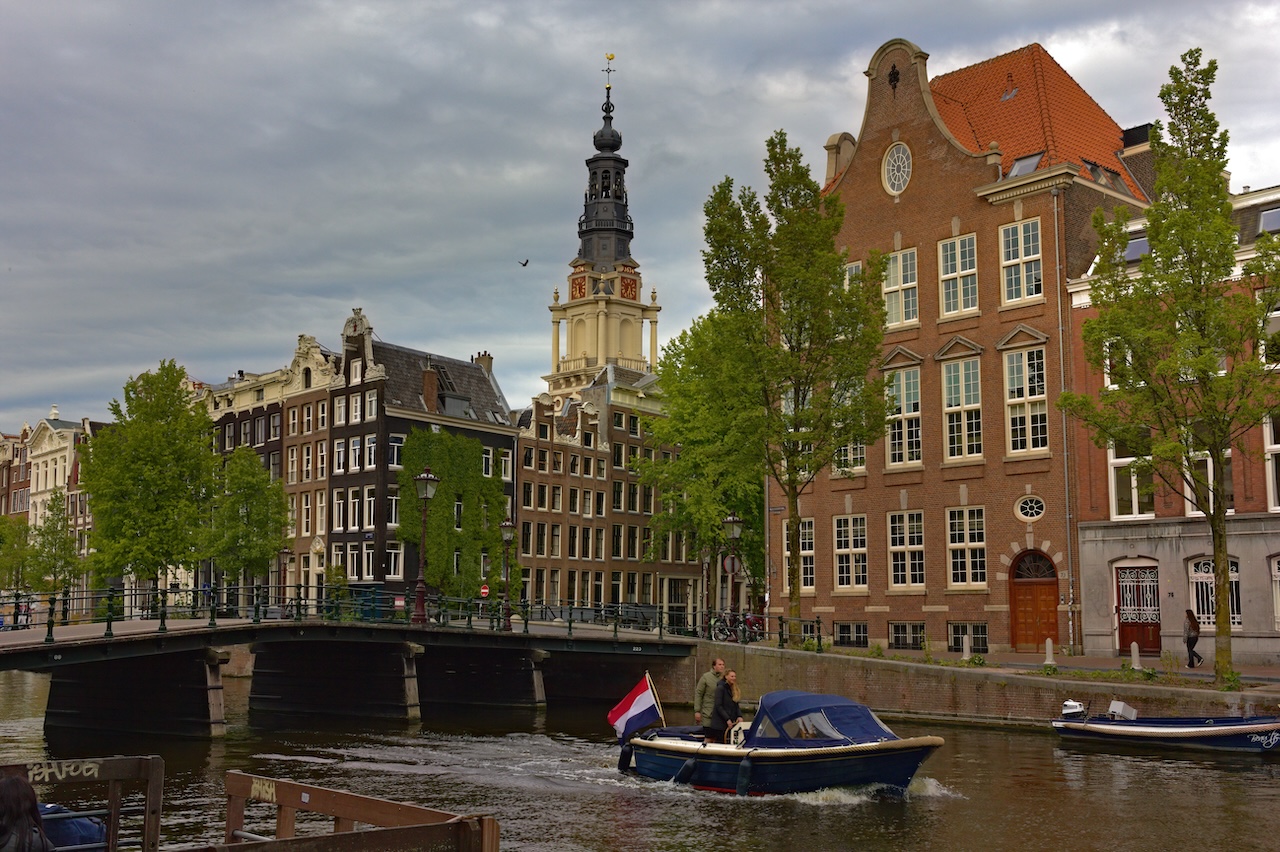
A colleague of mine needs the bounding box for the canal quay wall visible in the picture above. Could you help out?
[650,641,1280,728]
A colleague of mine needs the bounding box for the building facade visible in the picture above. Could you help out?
[767,39,1152,654]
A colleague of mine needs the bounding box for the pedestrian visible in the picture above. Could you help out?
[1183,609,1204,668]
[710,670,743,745]
[0,775,54,852]
[694,658,725,742]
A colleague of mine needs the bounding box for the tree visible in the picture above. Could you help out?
[79,360,219,585]
[30,486,85,593]
[698,130,888,630]
[397,428,508,598]
[0,515,34,592]
[207,445,290,589]
[639,311,766,607]
[1059,49,1280,684]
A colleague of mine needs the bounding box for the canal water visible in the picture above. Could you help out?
[2,671,1279,850]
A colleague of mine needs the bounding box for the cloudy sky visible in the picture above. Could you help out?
[4,1,1279,431]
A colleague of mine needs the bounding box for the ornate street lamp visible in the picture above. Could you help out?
[501,517,516,632]
[723,513,743,615]
[412,467,440,624]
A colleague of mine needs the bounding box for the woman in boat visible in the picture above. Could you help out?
[1183,609,1204,668]
[0,775,54,852]
[711,670,743,744]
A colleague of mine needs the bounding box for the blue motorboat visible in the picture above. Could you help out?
[623,690,944,796]
[1052,699,1280,754]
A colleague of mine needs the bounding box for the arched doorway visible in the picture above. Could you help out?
[1115,560,1161,653]
[1010,551,1059,651]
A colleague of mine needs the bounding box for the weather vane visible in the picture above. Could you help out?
[603,53,615,90]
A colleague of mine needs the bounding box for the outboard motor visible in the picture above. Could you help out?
[1061,699,1087,720]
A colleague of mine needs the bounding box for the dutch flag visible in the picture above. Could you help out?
[607,672,665,744]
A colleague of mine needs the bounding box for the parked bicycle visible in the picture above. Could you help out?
[708,610,766,643]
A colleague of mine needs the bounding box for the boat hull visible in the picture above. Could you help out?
[628,736,943,795]
[1052,716,1280,755]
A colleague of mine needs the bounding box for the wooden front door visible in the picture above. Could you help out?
[1012,581,1059,651]
[1116,564,1162,653]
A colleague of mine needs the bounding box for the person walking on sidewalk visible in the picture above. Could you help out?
[1184,609,1204,668]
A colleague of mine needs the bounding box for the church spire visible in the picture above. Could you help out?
[578,53,632,272]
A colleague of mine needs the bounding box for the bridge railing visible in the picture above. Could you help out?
[6,584,828,651]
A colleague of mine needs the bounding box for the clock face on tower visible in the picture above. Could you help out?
[620,277,637,300]
[571,276,587,299]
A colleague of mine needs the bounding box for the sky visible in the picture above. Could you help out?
[4,0,1280,431]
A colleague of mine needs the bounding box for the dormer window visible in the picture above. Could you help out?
[1260,208,1280,234]
[1124,235,1149,263]
[1007,153,1042,178]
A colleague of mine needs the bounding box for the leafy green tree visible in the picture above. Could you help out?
[80,359,219,584]
[639,311,765,603]
[698,130,888,630]
[207,445,290,588]
[1059,49,1280,684]
[30,486,85,593]
[0,515,35,592]
[397,428,507,598]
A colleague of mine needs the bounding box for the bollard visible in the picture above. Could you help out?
[104,588,116,639]
[44,594,56,644]
[962,632,972,662]
[1044,637,1055,666]
[1130,641,1143,671]
[158,585,168,634]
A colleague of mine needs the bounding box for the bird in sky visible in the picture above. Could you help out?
[519,259,529,266]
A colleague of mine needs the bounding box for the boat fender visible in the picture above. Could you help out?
[617,744,633,774]
[735,753,753,796]
[673,756,697,784]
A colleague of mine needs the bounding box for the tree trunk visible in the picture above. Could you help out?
[785,483,802,648]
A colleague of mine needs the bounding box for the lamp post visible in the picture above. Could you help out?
[500,517,516,632]
[723,513,743,616]
[412,466,440,625]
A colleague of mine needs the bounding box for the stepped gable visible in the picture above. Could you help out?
[929,43,1146,200]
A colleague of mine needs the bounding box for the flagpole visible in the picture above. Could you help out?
[645,670,666,727]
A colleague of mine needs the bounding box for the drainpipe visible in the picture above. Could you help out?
[1052,187,1078,654]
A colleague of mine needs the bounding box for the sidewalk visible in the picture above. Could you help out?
[878,646,1280,685]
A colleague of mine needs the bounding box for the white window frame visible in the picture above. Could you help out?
[833,515,867,590]
[387,489,399,528]
[1001,219,1042,303]
[1005,348,1048,453]
[887,367,922,467]
[1110,436,1155,519]
[947,507,987,588]
[386,542,403,580]
[884,248,918,327]
[939,234,978,316]
[1185,450,1234,517]
[364,486,376,530]
[1190,558,1241,629]
[889,511,925,589]
[943,358,982,460]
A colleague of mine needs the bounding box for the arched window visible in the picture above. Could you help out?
[303,367,312,389]
[1014,551,1056,579]
[601,170,612,198]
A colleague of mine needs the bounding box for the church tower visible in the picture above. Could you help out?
[544,56,661,404]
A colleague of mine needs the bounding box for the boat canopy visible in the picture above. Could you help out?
[742,691,900,749]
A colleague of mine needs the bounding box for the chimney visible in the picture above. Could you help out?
[422,366,439,413]
[473,351,494,373]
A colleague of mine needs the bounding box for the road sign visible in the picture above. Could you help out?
[480,584,490,598]
[723,554,741,575]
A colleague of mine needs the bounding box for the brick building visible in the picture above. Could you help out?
[768,38,1152,654]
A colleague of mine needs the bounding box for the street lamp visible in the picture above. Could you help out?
[723,513,743,615]
[412,466,440,624]
[501,517,516,632]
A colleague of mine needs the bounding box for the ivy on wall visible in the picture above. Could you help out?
[397,428,508,597]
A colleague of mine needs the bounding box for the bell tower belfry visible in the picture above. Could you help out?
[544,55,661,404]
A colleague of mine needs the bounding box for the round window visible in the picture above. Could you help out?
[1016,495,1046,522]
[883,142,912,195]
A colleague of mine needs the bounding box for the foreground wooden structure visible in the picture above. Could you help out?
[0,755,165,852]
[190,771,499,852]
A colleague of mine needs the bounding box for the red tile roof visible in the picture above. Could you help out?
[929,43,1146,200]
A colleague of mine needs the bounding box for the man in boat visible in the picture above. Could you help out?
[694,658,725,742]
